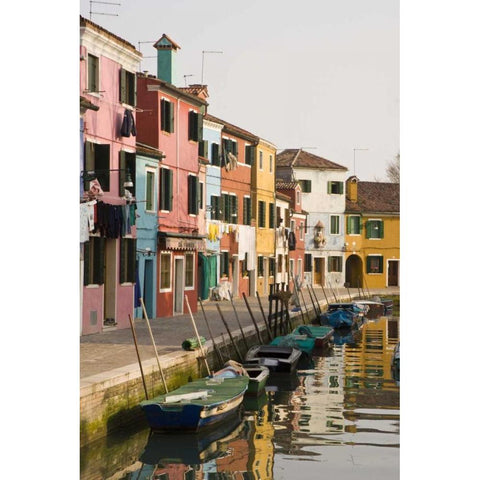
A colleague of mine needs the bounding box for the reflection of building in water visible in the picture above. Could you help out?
[215,423,250,479]
[151,464,193,480]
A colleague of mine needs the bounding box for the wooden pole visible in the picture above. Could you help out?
[242,292,263,344]
[185,295,211,376]
[320,282,330,308]
[216,304,243,361]
[307,284,320,318]
[228,290,249,351]
[346,284,353,302]
[256,291,273,340]
[128,314,149,400]
[141,298,168,393]
[363,273,371,298]
[310,284,323,315]
[291,276,306,324]
[328,281,338,303]
[199,297,225,366]
[299,286,310,322]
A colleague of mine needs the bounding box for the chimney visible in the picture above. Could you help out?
[153,34,181,85]
[346,176,359,202]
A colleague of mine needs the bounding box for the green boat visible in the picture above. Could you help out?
[243,364,270,396]
[270,334,316,355]
[292,325,334,348]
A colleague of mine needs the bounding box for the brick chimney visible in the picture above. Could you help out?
[346,176,359,203]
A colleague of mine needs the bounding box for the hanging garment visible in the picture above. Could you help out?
[86,201,96,232]
[288,231,296,251]
[120,109,137,137]
[80,204,90,243]
[123,204,131,235]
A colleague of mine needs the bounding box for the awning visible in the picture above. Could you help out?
[158,232,206,251]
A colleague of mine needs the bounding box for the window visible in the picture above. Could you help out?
[222,138,238,156]
[327,181,344,194]
[268,202,275,229]
[211,142,220,166]
[145,169,155,211]
[84,141,110,191]
[160,253,172,290]
[221,193,237,223]
[328,256,343,273]
[304,253,312,272]
[297,258,302,278]
[119,150,136,197]
[160,168,173,211]
[198,140,208,157]
[289,258,295,276]
[366,219,384,239]
[258,201,266,228]
[243,196,252,225]
[188,110,202,142]
[210,195,221,220]
[160,99,174,133]
[87,54,99,93]
[188,175,200,215]
[199,181,204,210]
[220,251,229,277]
[296,190,300,204]
[299,221,304,240]
[83,237,105,285]
[330,215,340,235]
[245,145,255,166]
[258,256,264,276]
[290,220,295,232]
[366,255,384,274]
[298,180,311,193]
[347,215,361,235]
[119,68,136,106]
[185,253,194,288]
[269,154,273,173]
[120,238,136,283]
[269,258,276,277]
[259,151,263,170]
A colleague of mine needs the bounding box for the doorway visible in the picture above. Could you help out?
[345,254,363,288]
[144,258,154,318]
[104,239,116,325]
[313,257,325,286]
[174,256,185,314]
[388,260,399,287]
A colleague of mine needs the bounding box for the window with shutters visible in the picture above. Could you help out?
[304,253,312,272]
[230,195,238,224]
[365,219,384,239]
[188,110,203,142]
[245,145,255,166]
[299,221,304,240]
[366,255,383,274]
[269,257,276,277]
[160,168,173,211]
[119,68,136,106]
[145,169,156,212]
[220,193,237,223]
[347,215,361,235]
[185,253,195,288]
[268,203,275,229]
[198,139,208,158]
[119,150,136,197]
[298,180,311,193]
[220,251,229,277]
[297,258,302,278]
[328,181,344,194]
[87,54,99,93]
[210,195,221,220]
[160,98,174,133]
[160,252,172,291]
[330,215,340,235]
[120,238,136,284]
[258,201,266,228]
[199,182,204,210]
[258,256,264,277]
[188,175,200,215]
[328,256,342,273]
[84,141,110,191]
[83,236,105,285]
[211,142,221,166]
[243,196,252,225]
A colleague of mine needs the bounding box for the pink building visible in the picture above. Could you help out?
[136,35,208,317]
[80,17,142,335]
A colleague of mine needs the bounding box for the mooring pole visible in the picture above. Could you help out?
[185,295,211,376]
[256,291,273,341]
[228,290,249,351]
[242,292,263,344]
[216,304,243,362]
[199,297,225,365]
[128,314,149,400]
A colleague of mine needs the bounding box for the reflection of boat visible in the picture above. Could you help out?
[332,327,361,345]
[353,300,385,319]
[243,389,269,412]
[140,411,247,465]
[244,345,303,373]
[140,366,249,431]
[265,372,301,392]
[292,325,334,348]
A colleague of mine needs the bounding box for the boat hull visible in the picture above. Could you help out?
[293,325,334,348]
[245,345,302,373]
[242,364,269,395]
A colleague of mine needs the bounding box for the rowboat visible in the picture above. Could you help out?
[352,300,385,319]
[140,366,249,432]
[244,345,303,373]
[292,325,334,348]
[270,334,316,355]
[223,360,269,396]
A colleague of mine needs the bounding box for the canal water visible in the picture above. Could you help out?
[80,317,399,480]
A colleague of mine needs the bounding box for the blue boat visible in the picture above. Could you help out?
[140,366,249,432]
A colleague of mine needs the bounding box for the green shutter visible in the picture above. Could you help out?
[195,177,200,214]
[346,216,351,234]
[366,221,372,238]
[169,101,174,132]
[160,100,166,131]
[94,237,105,285]
[211,143,219,165]
[379,221,384,238]
[327,181,332,194]
[366,256,372,273]
[339,182,344,194]
[119,68,127,103]
[119,151,126,196]
[230,195,238,224]
[188,111,194,140]
[197,113,203,143]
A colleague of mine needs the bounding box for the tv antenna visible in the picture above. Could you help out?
[138,41,157,71]
[89,1,121,20]
[184,74,194,87]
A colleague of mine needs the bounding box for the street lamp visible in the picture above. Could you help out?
[353,148,368,176]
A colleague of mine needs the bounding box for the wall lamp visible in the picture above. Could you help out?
[81,168,134,188]
[137,247,156,256]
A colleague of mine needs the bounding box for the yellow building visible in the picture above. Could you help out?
[344,177,400,289]
[252,138,277,295]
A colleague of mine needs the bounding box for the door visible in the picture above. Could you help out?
[174,257,184,314]
[313,257,325,286]
[232,255,239,297]
[104,239,116,325]
[388,260,399,287]
[144,259,154,318]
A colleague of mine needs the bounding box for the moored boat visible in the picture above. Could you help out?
[244,345,303,373]
[292,325,334,348]
[270,334,316,355]
[224,360,270,396]
[140,366,249,432]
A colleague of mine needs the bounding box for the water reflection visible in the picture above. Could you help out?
[81,317,399,480]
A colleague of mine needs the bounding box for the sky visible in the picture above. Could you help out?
[80,0,399,181]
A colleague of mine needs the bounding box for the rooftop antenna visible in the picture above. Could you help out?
[89,1,121,20]
[201,50,223,85]
[138,41,157,71]
[353,148,369,176]
[183,74,194,87]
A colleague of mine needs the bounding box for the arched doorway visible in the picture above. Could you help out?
[345,254,363,288]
